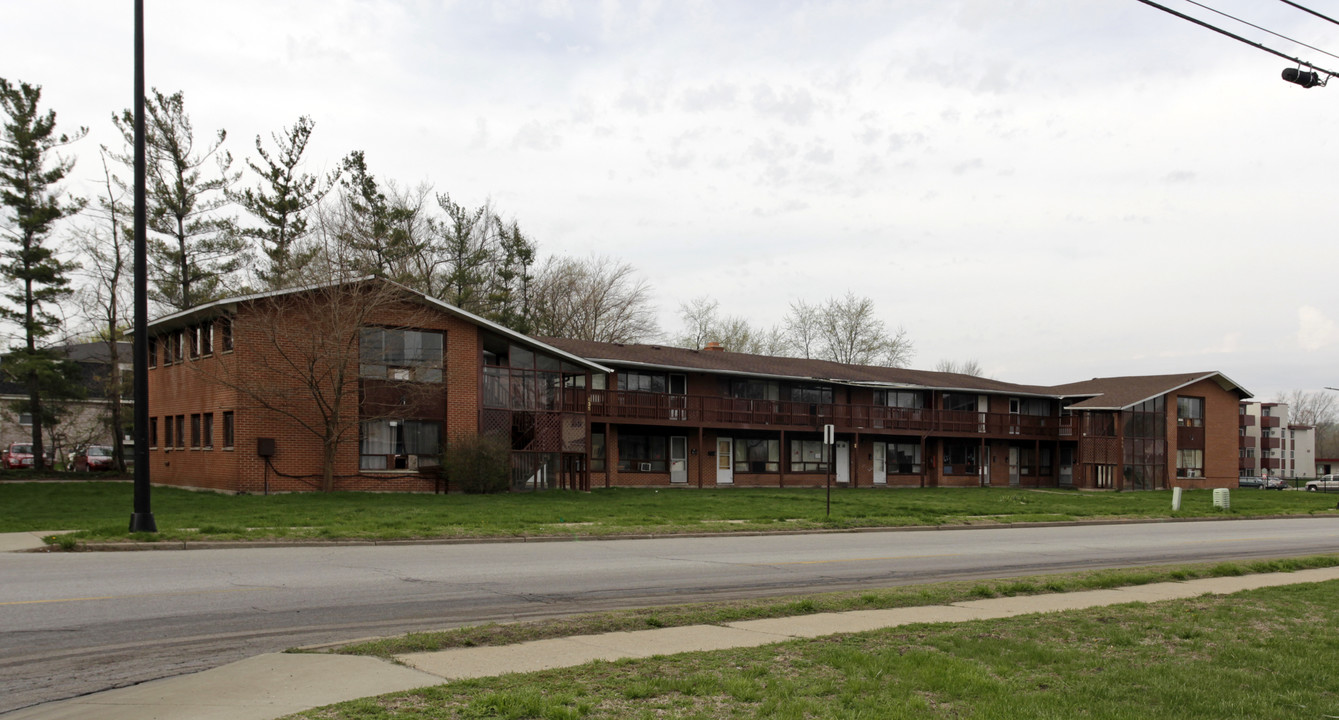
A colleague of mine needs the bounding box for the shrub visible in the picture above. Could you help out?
[442,435,511,494]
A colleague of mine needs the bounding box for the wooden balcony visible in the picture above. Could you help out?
[581,390,1110,440]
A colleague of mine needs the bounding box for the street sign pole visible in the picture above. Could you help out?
[823,424,834,518]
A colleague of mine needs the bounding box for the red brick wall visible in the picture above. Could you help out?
[1167,378,1240,489]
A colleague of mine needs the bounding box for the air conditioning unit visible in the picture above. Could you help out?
[640,462,652,471]
[407,455,419,470]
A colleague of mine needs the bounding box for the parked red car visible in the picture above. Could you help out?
[2,443,36,470]
[73,445,117,471]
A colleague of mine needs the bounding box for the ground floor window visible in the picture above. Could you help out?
[942,441,978,475]
[789,439,828,473]
[1177,448,1204,478]
[736,438,779,473]
[618,434,667,472]
[222,411,235,449]
[591,432,606,471]
[360,419,442,470]
[889,442,922,474]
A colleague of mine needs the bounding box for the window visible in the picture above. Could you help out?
[943,393,977,412]
[188,326,200,359]
[1263,406,1272,417]
[172,331,184,364]
[735,438,779,473]
[789,385,832,405]
[202,413,213,449]
[877,390,925,409]
[790,439,829,473]
[1177,448,1204,478]
[161,334,173,365]
[1177,397,1204,427]
[175,416,185,449]
[164,416,174,449]
[149,417,157,448]
[617,434,667,472]
[728,380,779,401]
[618,371,667,393]
[190,414,201,448]
[18,412,32,425]
[942,441,978,475]
[360,419,441,470]
[889,443,922,474]
[591,433,606,472]
[219,316,233,352]
[200,320,213,355]
[148,336,157,368]
[360,328,444,382]
[222,412,235,449]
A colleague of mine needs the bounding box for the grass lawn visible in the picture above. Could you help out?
[290,579,1339,720]
[0,481,1336,544]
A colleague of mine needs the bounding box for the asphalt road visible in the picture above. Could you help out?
[3,516,1338,714]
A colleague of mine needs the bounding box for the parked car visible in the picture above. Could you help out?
[1239,475,1287,490]
[1264,477,1288,490]
[1305,474,1339,492]
[2,443,36,470]
[72,445,117,472]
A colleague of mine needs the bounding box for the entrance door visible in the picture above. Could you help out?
[670,436,688,484]
[1009,446,1020,486]
[872,442,886,485]
[716,437,733,485]
[835,441,850,484]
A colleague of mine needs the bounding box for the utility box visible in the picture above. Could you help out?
[257,438,276,457]
[1212,488,1230,510]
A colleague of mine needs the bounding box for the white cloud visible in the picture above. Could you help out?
[1298,306,1339,352]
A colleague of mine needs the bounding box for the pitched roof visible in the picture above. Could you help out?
[1049,372,1252,410]
[537,338,1060,396]
[537,339,1254,407]
[142,278,611,373]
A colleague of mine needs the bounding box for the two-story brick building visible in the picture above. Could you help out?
[143,280,1250,493]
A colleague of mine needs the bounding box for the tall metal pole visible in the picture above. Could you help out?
[129,0,156,533]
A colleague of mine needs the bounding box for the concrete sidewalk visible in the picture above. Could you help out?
[0,531,67,553]
[6,566,1338,720]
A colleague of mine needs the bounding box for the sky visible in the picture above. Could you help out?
[4,0,1339,401]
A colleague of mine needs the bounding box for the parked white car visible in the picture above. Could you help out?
[1304,474,1339,492]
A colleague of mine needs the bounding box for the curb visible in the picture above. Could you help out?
[30,512,1339,552]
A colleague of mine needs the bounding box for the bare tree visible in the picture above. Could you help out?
[676,296,719,349]
[935,359,985,377]
[819,292,914,367]
[73,149,132,470]
[529,255,659,342]
[784,299,822,359]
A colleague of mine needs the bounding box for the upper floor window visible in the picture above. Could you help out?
[943,393,977,412]
[789,385,832,405]
[619,371,667,393]
[147,336,157,368]
[218,316,233,352]
[1263,406,1272,417]
[360,328,444,382]
[877,390,924,409]
[1177,397,1204,427]
[728,379,778,401]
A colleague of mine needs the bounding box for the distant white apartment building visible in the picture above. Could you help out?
[1239,401,1316,479]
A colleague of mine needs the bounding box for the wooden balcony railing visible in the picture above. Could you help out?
[578,390,1114,439]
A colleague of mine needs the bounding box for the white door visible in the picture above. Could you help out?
[670,436,688,483]
[835,441,850,484]
[716,438,733,485]
[1009,447,1020,486]
[872,442,886,485]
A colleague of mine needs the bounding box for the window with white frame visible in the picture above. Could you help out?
[359,419,441,470]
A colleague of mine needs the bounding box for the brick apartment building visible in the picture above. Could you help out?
[143,280,1250,493]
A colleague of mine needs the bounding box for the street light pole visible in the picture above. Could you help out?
[129,0,156,533]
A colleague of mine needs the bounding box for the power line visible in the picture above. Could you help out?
[1276,0,1339,29]
[1185,0,1339,63]
[1134,0,1339,78]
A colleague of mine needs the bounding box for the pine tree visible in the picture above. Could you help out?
[113,89,243,310]
[231,116,334,289]
[0,78,86,470]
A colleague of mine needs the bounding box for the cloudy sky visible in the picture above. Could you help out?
[5,0,1339,399]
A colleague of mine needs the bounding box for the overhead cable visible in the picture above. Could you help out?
[1275,0,1339,29]
[1134,0,1339,78]
[1185,0,1339,62]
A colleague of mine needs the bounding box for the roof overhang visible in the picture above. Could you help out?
[1064,372,1253,411]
